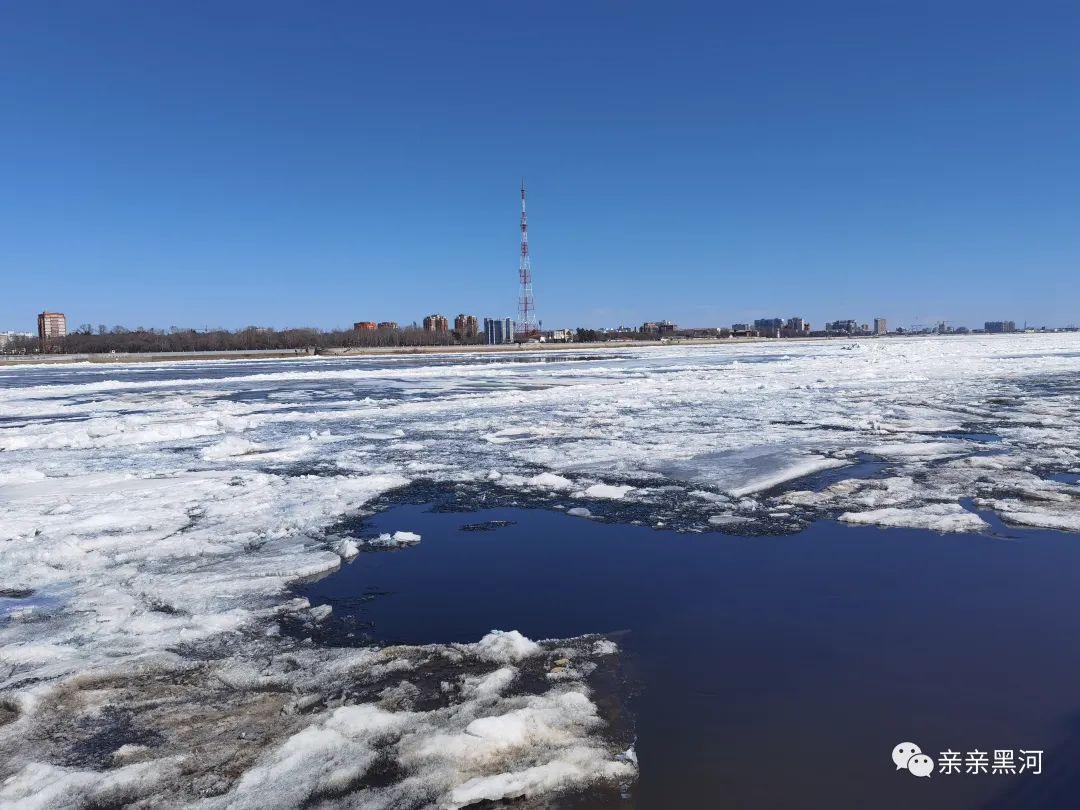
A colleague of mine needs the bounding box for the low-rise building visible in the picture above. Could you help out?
[377,321,399,330]
[641,320,676,336]
[985,320,1016,334]
[826,319,859,334]
[0,331,33,351]
[679,327,724,339]
[353,321,376,331]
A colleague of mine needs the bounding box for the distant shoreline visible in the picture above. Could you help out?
[1,332,1053,368]
[0,337,775,367]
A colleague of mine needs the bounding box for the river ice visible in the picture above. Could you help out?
[2,334,1079,806]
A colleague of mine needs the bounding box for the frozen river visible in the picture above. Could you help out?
[2,334,1079,808]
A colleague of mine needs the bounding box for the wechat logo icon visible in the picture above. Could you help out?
[893,742,934,778]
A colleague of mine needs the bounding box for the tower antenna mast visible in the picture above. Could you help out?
[516,179,537,340]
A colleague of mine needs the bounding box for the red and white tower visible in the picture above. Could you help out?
[516,179,537,340]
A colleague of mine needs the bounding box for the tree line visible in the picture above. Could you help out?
[1,324,732,355]
[3,324,487,355]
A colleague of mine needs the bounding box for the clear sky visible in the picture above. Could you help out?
[2,1,1078,332]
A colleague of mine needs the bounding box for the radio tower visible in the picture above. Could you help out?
[517,178,537,340]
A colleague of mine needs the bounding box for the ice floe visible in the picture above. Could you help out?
[663,446,849,498]
[581,483,635,499]
[839,503,990,532]
[365,530,423,547]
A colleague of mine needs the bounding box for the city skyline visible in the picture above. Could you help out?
[8,305,1066,349]
[5,304,1071,339]
[3,3,1079,330]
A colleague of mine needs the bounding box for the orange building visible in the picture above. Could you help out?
[423,314,449,333]
[454,314,479,337]
[37,311,67,342]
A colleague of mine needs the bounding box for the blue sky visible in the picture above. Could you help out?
[2,1,1078,332]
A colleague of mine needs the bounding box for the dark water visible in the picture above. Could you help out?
[300,503,1080,810]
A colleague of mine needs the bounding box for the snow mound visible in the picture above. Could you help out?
[528,472,575,491]
[201,435,265,460]
[474,630,543,663]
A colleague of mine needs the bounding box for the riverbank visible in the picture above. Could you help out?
[0,337,770,366]
[318,336,769,357]
[0,348,312,366]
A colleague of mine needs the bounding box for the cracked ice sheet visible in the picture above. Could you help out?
[3,337,1080,532]
[0,461,633,806]
[0,379,637,806]
[0,473,632,805]
[660,446,848,498]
